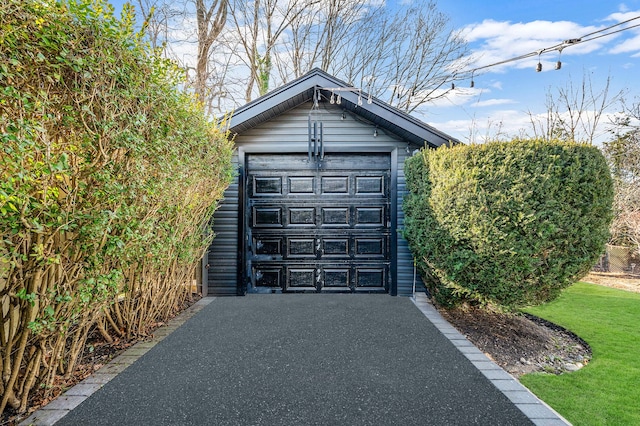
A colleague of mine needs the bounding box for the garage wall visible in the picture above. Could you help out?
[207,152,240,295]
[395,148,420,297]
[207,101,421,296]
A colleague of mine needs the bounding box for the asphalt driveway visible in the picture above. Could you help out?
[53,294,536,425]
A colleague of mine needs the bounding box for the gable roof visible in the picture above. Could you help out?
[227,68,459,148]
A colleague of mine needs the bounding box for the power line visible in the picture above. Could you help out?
[581,22,640,44]
[580,14,640,38]
[459,15,640,79]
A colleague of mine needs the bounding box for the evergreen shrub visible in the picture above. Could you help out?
[403,139,613,309]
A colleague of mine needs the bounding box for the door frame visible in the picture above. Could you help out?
[236,143,399,295]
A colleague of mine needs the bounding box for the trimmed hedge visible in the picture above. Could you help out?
[403,139,613,309]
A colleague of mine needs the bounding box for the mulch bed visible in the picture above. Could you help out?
[439,305,591,377]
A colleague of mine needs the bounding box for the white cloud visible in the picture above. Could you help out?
[609,34,640,54]
[422,87,487,108]
[606,9,640,22]
[460,18,624,73]
[426,107,619,145]
[424,10,637,145]
[472,98,518,107]
[603,9,640,56]
[427,109,535,143]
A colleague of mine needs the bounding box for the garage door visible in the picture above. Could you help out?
[246,153,391,293]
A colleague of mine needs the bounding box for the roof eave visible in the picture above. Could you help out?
[226,69,460,148]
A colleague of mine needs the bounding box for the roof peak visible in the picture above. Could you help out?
[228,69,460,148]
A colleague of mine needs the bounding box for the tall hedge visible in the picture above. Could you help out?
[403,139,613,309]
[0,0,234,414]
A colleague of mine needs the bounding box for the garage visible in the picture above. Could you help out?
[247,153,390,293]
[204,68,458,297]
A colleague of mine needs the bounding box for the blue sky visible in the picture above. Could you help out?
[109,0,640,144]
[424,0,640,143]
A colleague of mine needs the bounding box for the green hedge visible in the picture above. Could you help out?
[403,139,613,309]
[0,0,233,413]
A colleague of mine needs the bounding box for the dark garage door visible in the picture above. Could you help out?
[246,153,391,293]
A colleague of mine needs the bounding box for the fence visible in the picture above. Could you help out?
[593,244,640,276]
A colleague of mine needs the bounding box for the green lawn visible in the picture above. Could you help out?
[521,282,640,425]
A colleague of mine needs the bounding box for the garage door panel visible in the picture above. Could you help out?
[322,238,349,257]
[323,269,350,290]
[287,238,317,258]
[355,207,385,226]
[355,238,386,257]
[247,154,390,171]
[253,176,283,195]
[356,176,385,195]
[253,237,282,256]
[315,154,390,170]
[254,267,282,287]
[247,154,313,171]
[356,268,387,289]
[252,207,283,227]
[289,207,316,226]
[287,268,317,289]
[289,176,315,194]
[321,176,349,194]
[253,175,318,197]
[321,207,350,226]
[252,203,389,228]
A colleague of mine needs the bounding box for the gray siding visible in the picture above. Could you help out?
[207,154,240,296]
[395,149,423,296]
[207,101,421,296]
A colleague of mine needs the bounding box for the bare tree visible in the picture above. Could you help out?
[227,0,321,102]
[195,0,228,104]
[604,98,640,251]
[135,0,182,50]
[610,181,640,252]
[132,0,232,114]
[289,1,468,112]
[349,2,469,113]
[227,0,467,110]
[133,0,469,115]
[528,72,623,144]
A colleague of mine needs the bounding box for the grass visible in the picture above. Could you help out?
[520,282,640,425]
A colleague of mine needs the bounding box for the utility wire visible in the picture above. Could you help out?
[460,15,640,77]
[581,22,640,43]
[580,14,640,38]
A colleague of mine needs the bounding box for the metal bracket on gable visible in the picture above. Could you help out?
[308,89,324,163]
[308,116,324,162]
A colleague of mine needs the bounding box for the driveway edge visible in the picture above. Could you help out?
[411,292,571,426]
[19,297,217,426]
